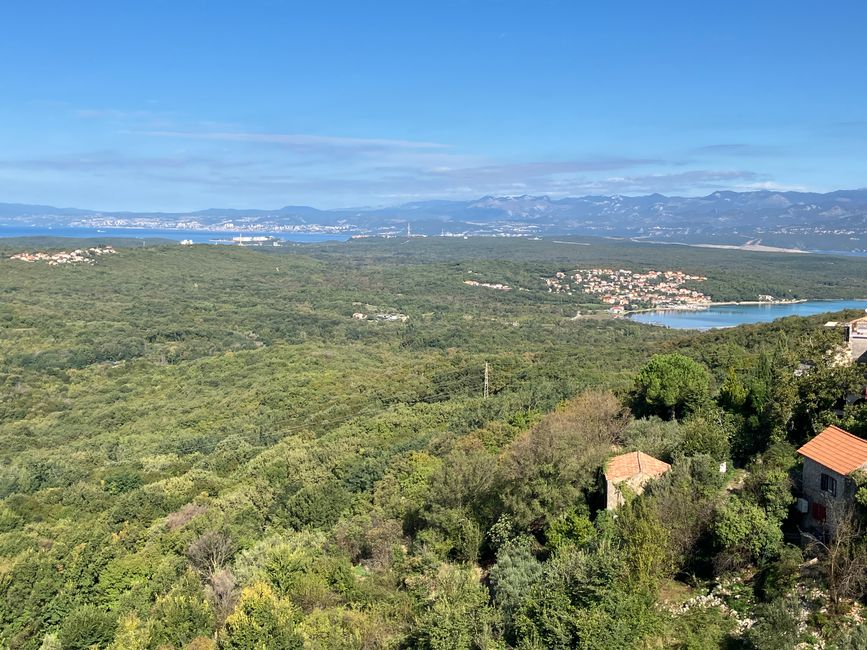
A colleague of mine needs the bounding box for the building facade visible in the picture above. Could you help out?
[847,316,867,363]
[797,425,867,533]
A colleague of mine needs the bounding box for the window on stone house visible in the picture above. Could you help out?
[820,473,837,497]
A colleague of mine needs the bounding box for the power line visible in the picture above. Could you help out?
[66,369,520,462]
[484,362,490,399]
[27,372,550,488]
[16,363,536,485]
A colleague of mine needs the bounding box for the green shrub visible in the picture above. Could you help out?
[58,605,117,650]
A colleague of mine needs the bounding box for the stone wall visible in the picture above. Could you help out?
[848,322,867,362]
[606,473,655,510]
[850,336,867,363]
[802,457,853,532]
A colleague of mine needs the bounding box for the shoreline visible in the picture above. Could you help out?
[623,298,808,315]
[622,298,867,318]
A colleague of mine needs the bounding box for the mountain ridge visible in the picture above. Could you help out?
[4,189,867,251]
[3,188,867,222]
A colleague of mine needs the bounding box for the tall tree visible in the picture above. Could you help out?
[633,354,711,420]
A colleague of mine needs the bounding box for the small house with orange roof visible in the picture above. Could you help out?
[797,425,867,530]
[604,451,671,510]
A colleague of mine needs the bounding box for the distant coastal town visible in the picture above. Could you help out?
[9,245,117,265]
[547,267,711,312]
[463,279,512,291]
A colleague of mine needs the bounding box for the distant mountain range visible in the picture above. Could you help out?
[4,189,867,252]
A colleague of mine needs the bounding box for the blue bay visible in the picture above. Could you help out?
[629,300,867,330]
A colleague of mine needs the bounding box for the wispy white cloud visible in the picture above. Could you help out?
[75,108,160,120]
[579,170,764,195]
[134,165,764,203]
[423,158,661,178]
[0,151,259,173]
[142,130,449,153]
[691,143,782,157]
[73,106,178,130]
[0,145,772,207]
[0,110,790,208]
[738,180,809,192]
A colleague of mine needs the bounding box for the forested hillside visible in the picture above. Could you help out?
[3,239,867,648]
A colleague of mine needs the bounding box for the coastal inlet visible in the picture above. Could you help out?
[629,300,867,330]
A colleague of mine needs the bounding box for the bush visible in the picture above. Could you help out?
[755,544,802,602]
[745,598,800,650]
[714,497,783,568]
[150,589,215,648]
[489,537,543,622]
[679,411,731,461]
[743,443,796,525]
[284,481,352,530]
[221,582,303,650]
[109,613,149,650]
[622,417,684,462]
[410,565,500,650]
[188,530,236,577]
[103,470,144,495]
[421,506,484,563]
[58,605,117,650]
[671,604,735,649]
[544,509,595,551]
[831,622,867,649]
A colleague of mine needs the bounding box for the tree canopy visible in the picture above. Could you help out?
[633,353,712,419]
[1,238,867,648]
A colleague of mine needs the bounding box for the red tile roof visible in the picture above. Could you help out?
[797,425,867,475]
[604,451,671,481]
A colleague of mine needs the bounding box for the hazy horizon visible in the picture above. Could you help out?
[6,186,867,216]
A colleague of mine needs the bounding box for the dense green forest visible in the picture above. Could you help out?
[300,236,867,302]
[3,237,867,649]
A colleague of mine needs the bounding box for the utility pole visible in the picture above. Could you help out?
[483,362,489,399]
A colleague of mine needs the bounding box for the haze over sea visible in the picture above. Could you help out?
[0,226,349,243]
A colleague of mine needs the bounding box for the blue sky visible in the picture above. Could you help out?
[1,0,866,210]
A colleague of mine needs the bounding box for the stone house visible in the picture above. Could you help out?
[604,451,671,510]
[796,425,867,532]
